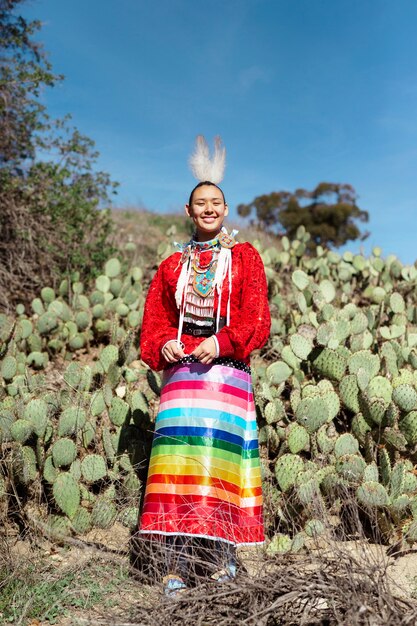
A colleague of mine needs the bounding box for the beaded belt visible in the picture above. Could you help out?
[183,318,226,337]
[167,355,251,374]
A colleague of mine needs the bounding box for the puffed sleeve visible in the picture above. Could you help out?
[215,243,271,361]
[140,256,180,371]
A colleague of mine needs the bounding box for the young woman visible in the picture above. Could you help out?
[138,137,270,595]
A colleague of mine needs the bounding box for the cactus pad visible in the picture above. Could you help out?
[1,356,17,381]
[399,411,417,445]
[81,454,107,482]
[287,423,310,454]
[71,507,92,534]
[357,482,389,508]
[24,398,48,438]
[393,385,417,412]
[334,434,359,458]
[58,406,86,437]
[91,498,117,529]
[52,438,77,467]
[53,473,80,519]
[109,397,130,426]
[312,348,347,381]
[275,454,304,492]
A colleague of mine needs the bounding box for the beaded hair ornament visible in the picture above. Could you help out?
[175,136,237,344]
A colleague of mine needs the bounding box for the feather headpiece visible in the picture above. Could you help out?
[188,135,226,184]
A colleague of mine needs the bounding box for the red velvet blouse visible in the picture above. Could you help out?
[140,242,271,371]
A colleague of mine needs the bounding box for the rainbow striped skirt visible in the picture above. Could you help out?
[139,358,264,546]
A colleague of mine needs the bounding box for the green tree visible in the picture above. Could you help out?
[237,182,369,250]
[0,0,117,310]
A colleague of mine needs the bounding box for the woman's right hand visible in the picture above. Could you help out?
[161,340,186,363]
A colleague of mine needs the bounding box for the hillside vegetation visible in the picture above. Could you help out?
[1,211,417,557]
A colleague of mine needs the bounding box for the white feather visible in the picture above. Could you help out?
[210,136,226,185]
[189,135,226,184]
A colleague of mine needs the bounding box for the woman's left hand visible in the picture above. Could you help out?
[191,337,217,364]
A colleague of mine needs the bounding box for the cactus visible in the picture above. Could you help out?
[119,506,139,529]
[287,423,310,454]
[46,515,71,539]
[71,507,92,534]
[122,472,141,497]
[89,392,105,419]
[292,269,310,291]
[95,275,111,293]
[81,454,107,482]
[267,533,292,555]
[104,257,121,278]
[297,478,322,507]
[290,333,313,360]
[109,396,130,426]
[37,312,58,335]
[75,311,90,331]
[304,519,326,538]
[92,304,105,319]
[58,406,86,437]
[399,411,417,446]
[110,278,123,297]
[10,419,33,443]
[1,356,17,381]
[356,482,389,508]
[363,463,379,483]
[349,350,380,379]
[339,375,360,412]
[31,297,45,316]
[264,399,285,424]
[390,462,406,500]
[334,434,359,458]
[274,454,304,492]
[127,310,141,328]
[53,473,80,519]
[69,334,86,351]
[91,498,117,529]
[63,362,92,392]
[82,419,96,448]
[266,360,292,385]
[392,385,417,412]
[69,458,82,481]
[99,344,119,372]
[43,455,58,483]
[26,351,47,369]
[312,348,347,381]
[335,454,366,483]
[52,438,77,467]
[18,318,33,340]
[13,445,37,484]
[24,398,48,438]
[295,396,328,434]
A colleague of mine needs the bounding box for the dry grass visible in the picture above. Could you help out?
[2,492,417,626]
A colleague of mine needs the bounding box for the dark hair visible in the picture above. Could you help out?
[188,181,226,206]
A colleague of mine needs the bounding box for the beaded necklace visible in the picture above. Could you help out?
[174,227,238,344]
[190,236,220,298]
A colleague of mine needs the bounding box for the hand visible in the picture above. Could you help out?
[191,336,217,364]
[162,340,186,363]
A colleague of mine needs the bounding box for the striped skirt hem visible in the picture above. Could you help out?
[139,360,264,546]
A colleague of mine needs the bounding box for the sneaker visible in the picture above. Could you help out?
[163,574,187,597]
[210,561,237,583]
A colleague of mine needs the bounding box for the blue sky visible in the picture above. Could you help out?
[23,0,417,263]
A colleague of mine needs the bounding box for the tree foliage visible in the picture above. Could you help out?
[0,0,117,311]
[237,182,369,250]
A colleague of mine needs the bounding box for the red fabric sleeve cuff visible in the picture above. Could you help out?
[215,330,235,357]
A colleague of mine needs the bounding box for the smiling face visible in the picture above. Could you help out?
[185,184,228,241]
